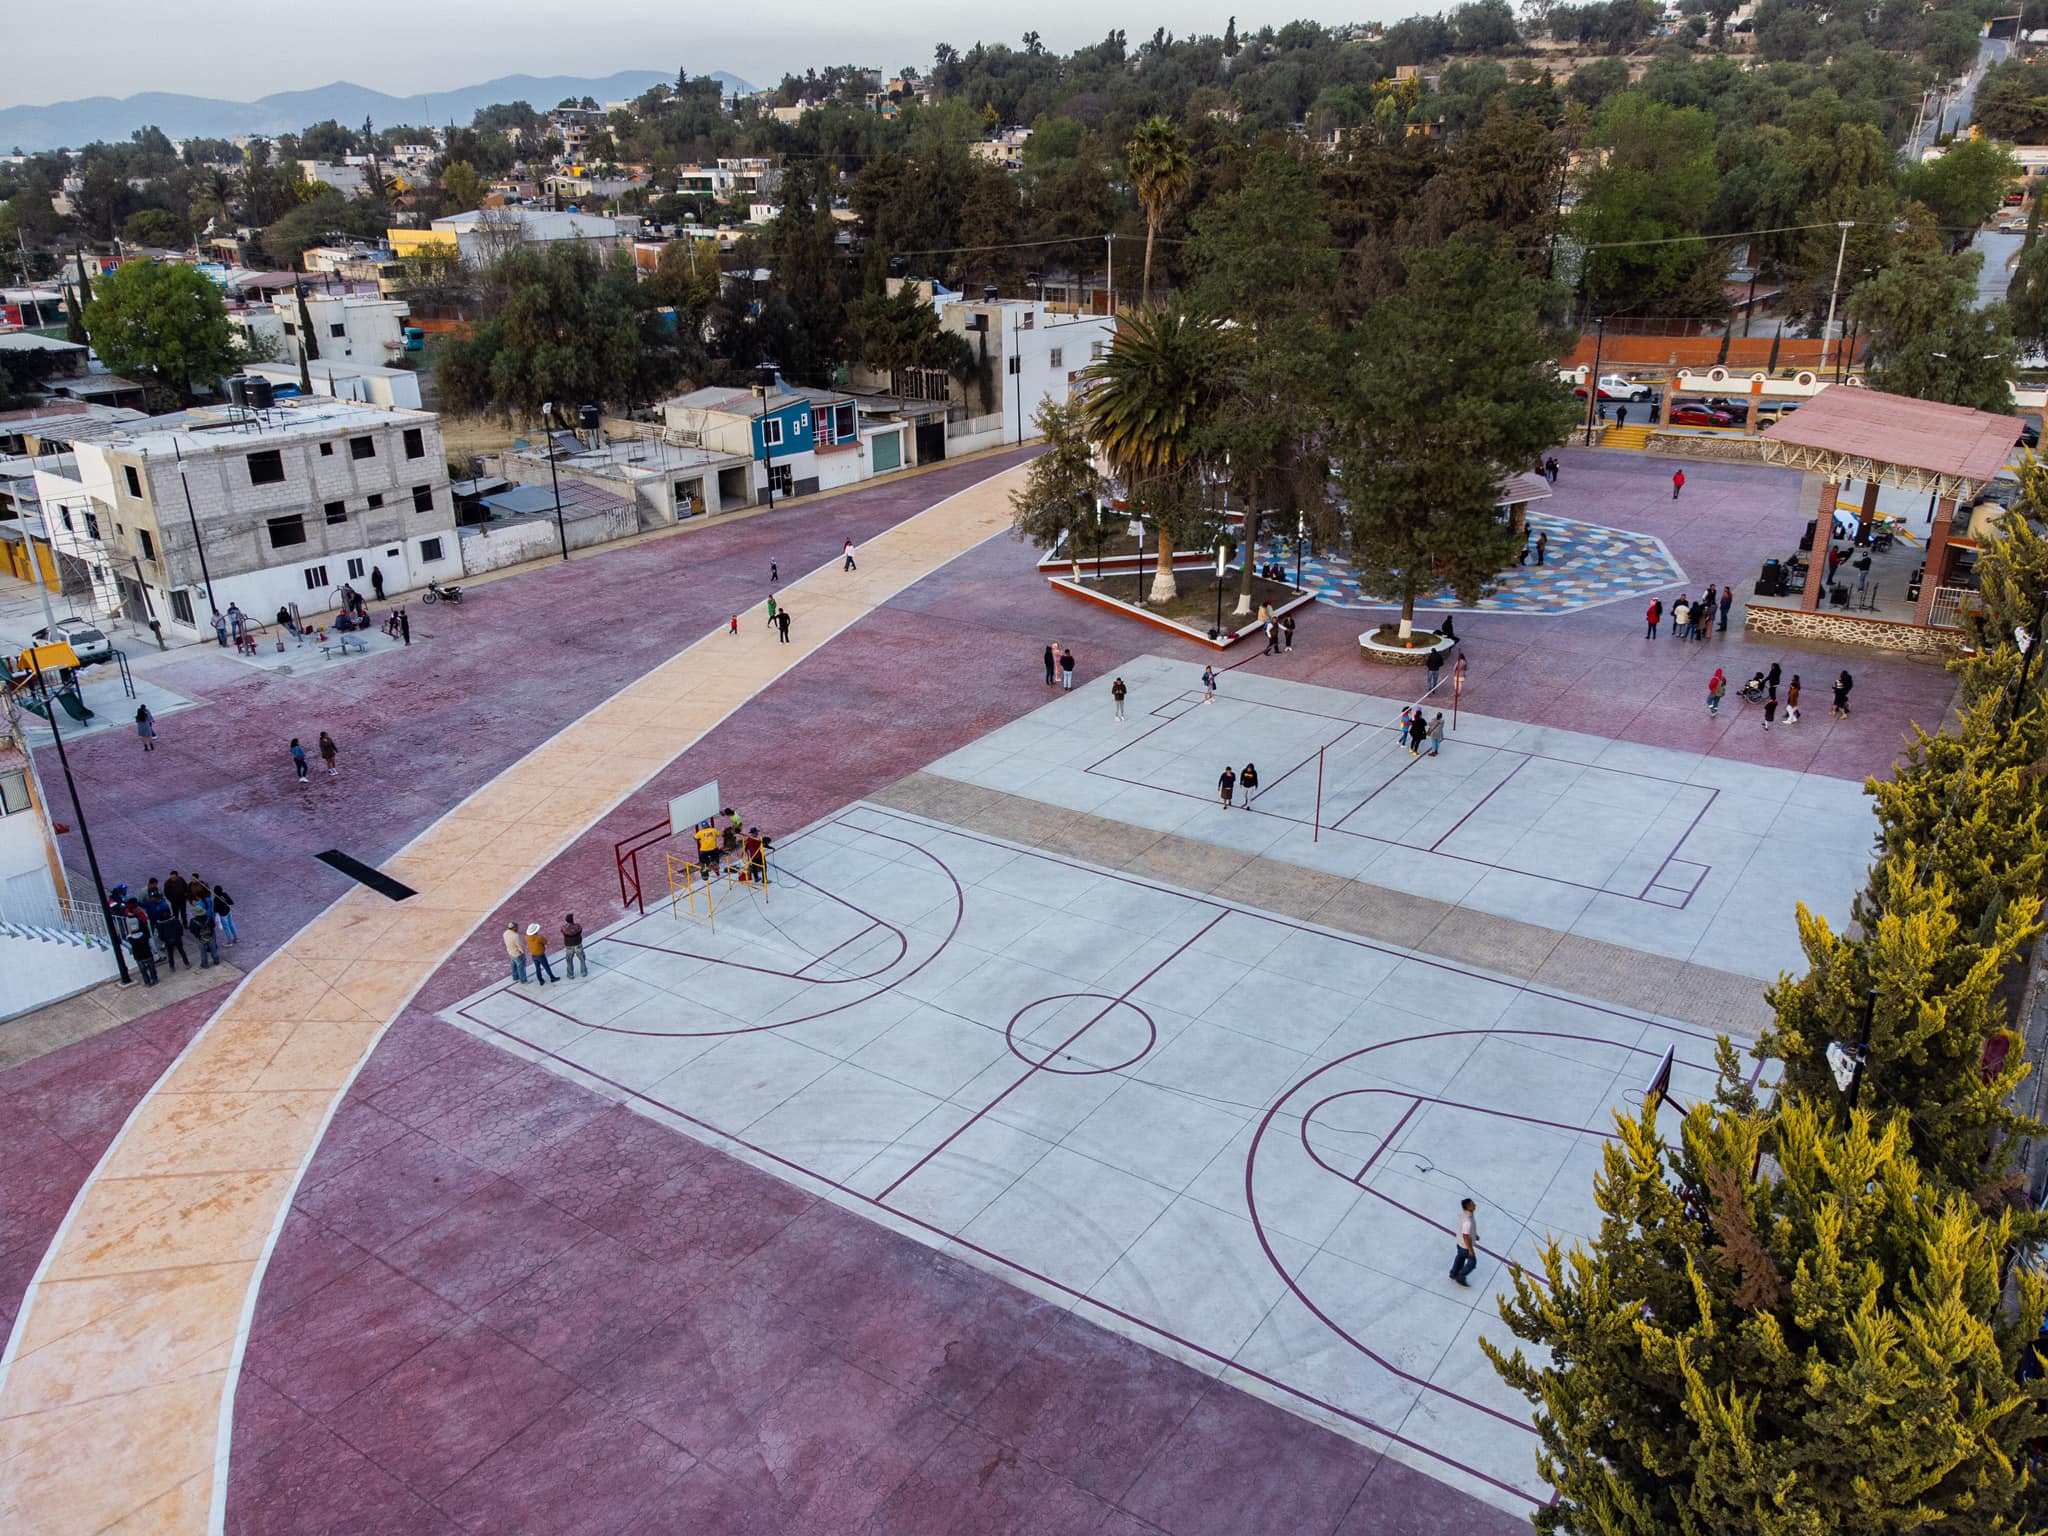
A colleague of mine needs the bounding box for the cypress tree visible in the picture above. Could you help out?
[64,285,86,345]
[295,280,319,363]
[1485,1082,2048,1535]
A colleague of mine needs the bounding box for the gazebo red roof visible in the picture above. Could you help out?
[1760,385,2023,493]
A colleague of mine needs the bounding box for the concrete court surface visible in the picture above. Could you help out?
[441,659,1860,1515]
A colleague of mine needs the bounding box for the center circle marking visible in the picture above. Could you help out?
[1005,993,1156,1076]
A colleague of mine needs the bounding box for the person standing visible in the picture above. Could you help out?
[1785,675,1801,724]
[398,608,410,646]
[695,819,722,876]
[1698,585,1716,642]
[318,731,339,777]
[842,538,857,571]
[1428,712,1445,756]
[1427,646,1443,694]
[561,913,587,978]
[1672,468,1685,500]
[1763,690,1778,731]
[1060,646,1076,691]
[1708,667,1726,717]
[165,871,189,927]
[525,923,556,984]
[124,900,157,985]
[1615,404,1628,429]
[1833,668,1854,717]
[227,603,245,642]
[136,704,157,753]
[191,899,219,969]
[1218,765,1237,809]
[1450,1197,1479,1287]
[1111,676,1127,722]
[1399,706,1415,750]
[1545,455,1560,485]
[1044,643,1057,686]
[212,610,228,648]
[1535,530,1548,566]
[1201,665,1217,701]
[766,594,778,629]
[1718,587,1733,633]
[209,882,238,944]
[770,560,780,584]
[1282,613,1295,651]
[155,901,189,973]
[1645,597,1662,639]
[1672,597,1690,641]
[1765,661,1781,694]
[371,566,385,602]
[1239,761,1259,807]
[290,738,309,785]
[1263,618,1280,656]
[504,922,528,984]
[776,609,792,644]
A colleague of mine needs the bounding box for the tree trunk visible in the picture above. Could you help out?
[1141,214,1158,308]
[1234,504,1261,617]
[1150,526,1178,603]
[1398,591,1415,642]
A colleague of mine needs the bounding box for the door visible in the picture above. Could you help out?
[870,430,901,473]
[914,421,946,464]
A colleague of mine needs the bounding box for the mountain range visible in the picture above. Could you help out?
[0,70,759,153]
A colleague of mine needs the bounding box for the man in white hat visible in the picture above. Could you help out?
[503,922,528,984]
[524,922,556,985]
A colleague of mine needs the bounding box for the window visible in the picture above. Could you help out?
[248,449,285,485]
[324,500,346,525]
[319,441,334,457]
[366,492,384,509]
[1091,341,1106,359]
[169,588,194,625]
[762,417,784,448]
[58,506,73,532]
[138,529,154,561]
[419,536,444,563]
[1048,348,1063,370]
[84,511,99,541]
[123,465,141,498]
[409,483,433,513]
[268,513,307,549]
[329,322,345,338]
[349,436,375,461]
[346,557,365,579]
[0,768,27,817]
[302,564,328,590]
[768,463,793,497]
[402,427,424,459]
[282,321,296,336]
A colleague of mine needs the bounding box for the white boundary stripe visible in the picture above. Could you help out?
[0,461,1024,1536]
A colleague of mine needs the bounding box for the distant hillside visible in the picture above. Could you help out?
[0,70,758,152]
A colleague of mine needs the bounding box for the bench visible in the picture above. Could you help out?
[321,635,368,659]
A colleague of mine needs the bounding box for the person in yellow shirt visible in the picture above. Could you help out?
[524,923,556,985]
[694,820,722,876]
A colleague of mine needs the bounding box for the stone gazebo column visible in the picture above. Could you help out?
[1801,477,1840,612]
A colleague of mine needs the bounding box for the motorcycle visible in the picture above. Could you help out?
[422,579,463,605]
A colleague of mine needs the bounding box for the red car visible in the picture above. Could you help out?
[1669,403,1734,428]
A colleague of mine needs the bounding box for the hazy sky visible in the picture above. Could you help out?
[0,2,1401,108]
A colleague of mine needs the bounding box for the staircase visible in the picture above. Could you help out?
[0,915,121,1021]
[1602,424,1654,451]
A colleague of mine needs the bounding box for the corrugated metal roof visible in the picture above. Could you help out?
[1760,385,2023,485]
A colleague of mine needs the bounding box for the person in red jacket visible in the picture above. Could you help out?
[1673,468,1686,499]
[1645,597,1662,639]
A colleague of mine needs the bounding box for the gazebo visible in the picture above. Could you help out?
[1758,387,2024,629]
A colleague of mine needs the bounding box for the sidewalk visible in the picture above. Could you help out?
[0,958,245,1072]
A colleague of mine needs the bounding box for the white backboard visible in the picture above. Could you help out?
[669,779,722,837]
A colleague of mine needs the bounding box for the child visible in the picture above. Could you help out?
[729,614,738,636]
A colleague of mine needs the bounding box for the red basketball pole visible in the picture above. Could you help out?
[1452,655,1466,730]
[1313,745,1325,842]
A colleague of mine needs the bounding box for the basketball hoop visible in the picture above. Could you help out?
[1644,1044,1681,1114]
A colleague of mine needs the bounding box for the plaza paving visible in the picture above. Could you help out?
[444,659,1857,1514]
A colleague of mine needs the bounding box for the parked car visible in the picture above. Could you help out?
[1669,403,1735,428]
[1701,396,1750,424]
[2018,420,2040,449]
[1572,373,1655,402]
[30,617,111,664]
[1753,400,1802,423]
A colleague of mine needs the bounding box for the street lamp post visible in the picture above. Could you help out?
[1296,510,1306,590]
[539,402,570,561]
[1820,221,1855,381]
[1582,316,1607,446]
[1094,499,1104,587]
[27,652,130,984]
[756,362,778,510]
[1211,542,1226,639]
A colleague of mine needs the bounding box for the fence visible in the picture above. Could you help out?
[1926,586,1974,631]
[0,889,109,939]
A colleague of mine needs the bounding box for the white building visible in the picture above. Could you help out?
[234,291,411,366]
[427,207,633,267]
[32,397,462,638]
[0,733,118,1020]
[298,160,368,196]
[926,290,1114,451]
[244,358,423,410]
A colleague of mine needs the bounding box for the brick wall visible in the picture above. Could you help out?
[1744,602,1963,657]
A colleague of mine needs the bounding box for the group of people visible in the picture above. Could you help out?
[288,733,342,783]
[1257,606,1298,655]
[1254,561,1293,583]
[1218,761,1260,807]
[212,603,258,656]
[691,807,773,884]
[1647,586,1733,641]
[504,915,586,985]
[1399,705,1446,757]
[1043,642,1077,690]
[106,870,237,986]
[1707,663,1852,727]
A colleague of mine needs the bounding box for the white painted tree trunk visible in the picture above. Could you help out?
[1150,532,1178,602]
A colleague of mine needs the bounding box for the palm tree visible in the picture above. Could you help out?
[1124,117,1193,308]
[1023,30,1043,54]
[1083,306,1230,602]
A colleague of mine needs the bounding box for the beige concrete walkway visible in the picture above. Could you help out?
[0,466,1025,1534]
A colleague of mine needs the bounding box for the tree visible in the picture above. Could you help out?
[2009,235,2048,360]
[1848,250,2017,412]
[844,285,974,387]
[435,243,645,420]
[120,207,186,248]
[1336,240,1577,638]
[295,280,318,364]
[1486,1084,2048,1536]
[1902,138,2020,237]
[1570,94,1724,317]
[63,284,85,346]
[1124,117,1193,307]
[1009,397,1109,573]
[82,259,241,400]
[440,160,487,212]
[1082,305,1233,602]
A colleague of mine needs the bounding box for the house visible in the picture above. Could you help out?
[233,291,410,366]
[298,160,368,196]
[970,129,1032,170]
[31,396,462,639]
[243,358,423,411]
[662,377,894,502]
[302,244,405,295]
[549,106,608,158]
[486,425,755,539]
[417,207,632,267]
[0,332,90,386]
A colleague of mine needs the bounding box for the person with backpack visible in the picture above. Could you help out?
[190,899,219,969]
[208,882,238,944]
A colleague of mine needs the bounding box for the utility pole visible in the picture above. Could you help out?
[1582,316,1607,446]
[170,444,219,620]
[1821,222,1854,381]
[539,403,570,561]
[27,653,130,984]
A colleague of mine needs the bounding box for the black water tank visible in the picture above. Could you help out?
[577,403,600,432]
[226,376,249,410]
[246,377,275,411]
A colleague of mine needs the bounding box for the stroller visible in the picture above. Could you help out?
[1737,672,1768,704]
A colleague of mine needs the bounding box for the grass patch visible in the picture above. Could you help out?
[1073,569,1301,633]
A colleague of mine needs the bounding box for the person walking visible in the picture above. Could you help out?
[318,731,339,777]
[1765,661,1782,694]
[371,566,385,602]
[227,603,245,642]
[842,538,857,571]
[290,738,309,785]
[165,871,189,927]
[1672,468,1685,500]
[1672,597,1690,641]
[504,922,528,984]
[1239,761,1259,807]
[1718,587,1733,633]
[1645,597,1662,639]
[1535,530,1548,566]
[1833,668,1854,717]
[135,704,157,753]
[1450,1197,1479,1287]
[1708,667,1726,717]
[1202,665,1217,701]
[1263,618,1281,656]
[561,913,587,978]
[1545,455,1560,485]
[770,560,780,584]
[209,882,238,944]
[1282,613,1295,651]
[1427,712,1445,757]
[1399,706,1415,750]
[398,607,410,646]
[525,923,555,985]
[776,609,792,644]
[1112,676,1127,722]
[1763,690,1778,731]
[1218,765,1237,809]
[1043,643,1057,686]
[766,594,778,629]
[1060,646,1076,691]
[1785,675,1801,724]
[728,614,739,637]
[1615,405,1628,429]
[1426,646,1443,694]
